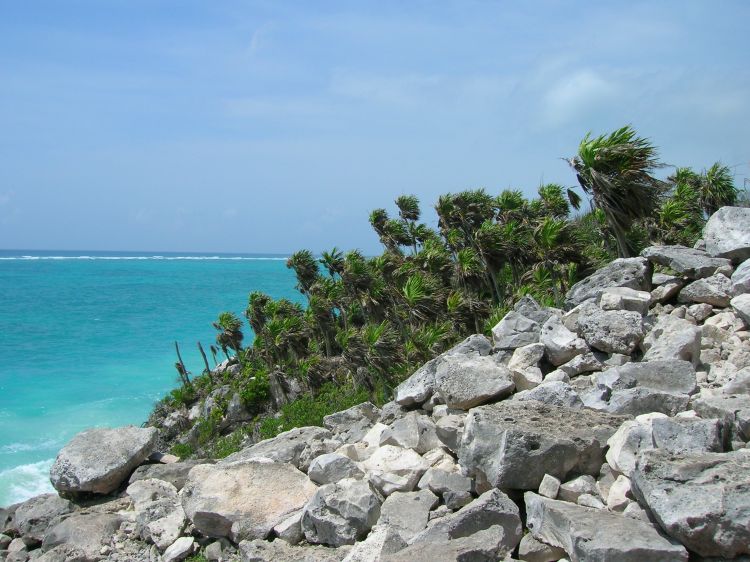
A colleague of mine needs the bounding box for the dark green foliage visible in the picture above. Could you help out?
[170,442,194,459]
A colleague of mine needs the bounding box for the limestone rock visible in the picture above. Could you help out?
[512,381,583,409]
[308,453,364,485]
[162,537,195,562]
[632,449,750,558]
[435,414,465,453]
[459,401,626,490]
[518,533,567,562]
[379,412,441,454]
[565,257,651,309]
[219,426,333,470]
[508,343,545,391]
[50,426,158,495]
[341,525,407,562]
[434,354,514,410]
[42,513,123,562]
[732,293,750,325]
[557,475,597,503]
[599,286,652,315]
[704,206,750,261]
[12,494,73,544]
[239,538,351,562]
[731,259,750,294]
[678,274,733,307]
[692,393,750,441]
[128,459,209,491]
[492,297,553,349]
[524,492,687,561]
[377,489,438,540]
[540,314,588,366]
[324,402,381,444]
[361,445,430,496]
[180,460,317,542]
[600,359,697,395]
[301,478,382,547]
[641,245,731,279]
[578,308,644,355]
[641,315,701,365]
[417,469,472,509]
[127,478,186,550]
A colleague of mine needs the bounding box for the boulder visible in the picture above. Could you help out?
[379,412,442,454]
[693,393,750,441]
[731,259,750,294]
[459,401,626,490]
[382,528,511,562]
[239,538,351,562]
[308,453,364,485]
[407,489,522,556]
[435,414,465,453]
[162,537,195,562]
[724,367,750,394]
[565,257,651,309]
[518,533,567,562]
[417,469,472,509]
[540,315,587,366]
[434,354,514,410]
[342,525,408,562]
[651,278,684,304]
[128,459,209,491]
[732,293,750,325]
[557,352,604,377]
[219,426,333,470]
[508,343,545,391]
[599,286,652,315]
[301,478,382,547]
[361,445,430,496]
[641,245,731,279]
[180,460,317,542]
[524,492,688,561]
[377,489,438,540]
[12,494,73,544]
[538,474,561,499]
[42,513,123,562]
[597,359,697,395]
[394,335,492,407]
[678,274,733,307]
[126,478,186,550]
[492,297,554,349]
[512,381,583,409]
[632,449,750,558]
[641,315,701,365]
[604,387,690,417]
[50,426,158,495]
[704,206,750,261]
[578,308,644,355]
[557,475,597,503]
[606,413,724,476]
[323,402,381,444]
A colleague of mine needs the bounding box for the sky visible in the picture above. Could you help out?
[1,1,748,254]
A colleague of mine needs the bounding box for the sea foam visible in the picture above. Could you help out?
[0,459,55,506]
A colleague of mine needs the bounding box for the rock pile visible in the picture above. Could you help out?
[2,206,750,561]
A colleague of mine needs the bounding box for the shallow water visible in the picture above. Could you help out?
[0,250,299,506]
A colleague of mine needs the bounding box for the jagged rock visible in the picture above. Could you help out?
[379,412,442,454]
[565,257,651,309]
[239,538,351,562]
[704,206,750,261]
[678,274,733,307]
[687,303,714,322]
[180,460,317,542]
[578,307,644,355]
[162,537,195,562]
[127,478,186,551]
[12,494,73,545]
[417,469,472,509]
[557,475,597,503]
[407,489,522,557]
[273,511,304,545]
[725,367,750,394]
[342,525,408,562]
[323,402,380,444]
[42,513,123,562]
[434,354,514,410]
[128,459,210,491]
[604,387,690,417]
[394,335,492,407]
[379,401,409,424]
[732,260,750,294]
[512,381,583,409]
[538,474,560,499]
[732,293,750,325]
[558,352,604,376]
[518,533,567,562]
[301,478,382,547]
[492,297,554,350]
[383,527,515,562]
[693,393,750,441]
[651,278,684,304]
[540,315,588,366]
[641,315,702,365]
[508,343,545,390]
[597,359,697,395]
[219,426,333,469]
[642,245,731,279]
[524,492,687,561]
[308,453,364,485]
[50,426,158,495]
[599,286,652,315]
[606,413,724,476]
[421,447,457,472]
[459,401,626,490]
[435,414,465,453]
[607,475,633,511]
[632,449,750,558]
[577,493,606,509]
[377,489,438,540]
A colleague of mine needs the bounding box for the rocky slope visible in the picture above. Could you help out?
[2,206,750,562]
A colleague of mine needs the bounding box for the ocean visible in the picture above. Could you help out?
[0,249,300,507]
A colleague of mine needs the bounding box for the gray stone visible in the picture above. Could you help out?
[538,474,560,499]
[693,393,750,441]
[599,286,652,315]
[42,513,123,562]
[632,449,750,558]
[127,478,186,550]
[642,245,731,279]
[128,459,209,491]
[435,414,465,453]
[518,533,566,562]
[492,312,543,350]
[606,475,633,511]
[679,274,733,307]
[565,257,651,310]
[378,489,438,539]
[459,401,626,490]
[732,259,750,294]
[379,401,409,425]
[180,460,317,542]
[512,381,583,409]
[219,426,332,470]
[687,303,714,322]
[725,367,750,394]
[323,402,381,444]
[732,293,750,325]
[641,315,702,365]
[600,359,697,395]
[301,478,382,547]
[239,538,351,562]
[557,475,597,503]
[50,426,158,495]
[273,511,304,545]
[417,469,472,509]
[604,387,690,416]
[342,525,408,562]
[508,343,545,391]
[704,206,750,261]
[577,493,606,509]
[434,354,514,410]
[379,412,441,454]
[540,315,588,366]
[578,307,644,355]
[308,453,364,485]
[162,537,195,562]
[12,494,73,544]
[558,352,604,377]
[382,527,512,562]
[525,492,688,562]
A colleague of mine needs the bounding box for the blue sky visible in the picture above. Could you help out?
[1,1,748,253]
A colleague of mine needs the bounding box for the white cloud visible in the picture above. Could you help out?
[542,69,618,126]
[0,190,14,206]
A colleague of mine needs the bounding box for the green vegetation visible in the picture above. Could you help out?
[160,125,742,455]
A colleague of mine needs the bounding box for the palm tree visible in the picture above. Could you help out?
[569,125,665,257]
[213,312,244,361]
[699,162,737,216]
[319,247,344,278]
[286,250,320,299]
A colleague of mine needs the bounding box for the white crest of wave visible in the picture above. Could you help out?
[0,459,55,506]
[0,256,288,261]
[0,439,60,454]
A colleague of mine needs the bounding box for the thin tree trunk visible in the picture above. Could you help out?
[197,341,211,374]
[174,341,190,385]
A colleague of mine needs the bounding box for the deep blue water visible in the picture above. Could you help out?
[0,249,299,506]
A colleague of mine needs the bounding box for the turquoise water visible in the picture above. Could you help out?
[0,250,299,506]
